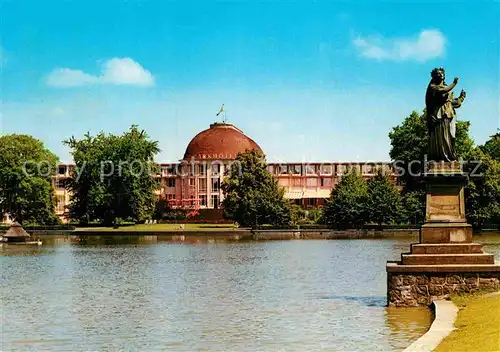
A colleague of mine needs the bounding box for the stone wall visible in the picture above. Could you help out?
[387,272,500,306]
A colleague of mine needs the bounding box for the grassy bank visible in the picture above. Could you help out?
[77,223,239,232]
[434,292,500,352]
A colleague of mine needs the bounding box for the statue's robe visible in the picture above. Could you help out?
[425,83,463,162]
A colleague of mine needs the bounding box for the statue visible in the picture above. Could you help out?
[425,68,466,162]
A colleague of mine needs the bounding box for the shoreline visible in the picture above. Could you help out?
[26,228,421,240]
[2,226,497,241]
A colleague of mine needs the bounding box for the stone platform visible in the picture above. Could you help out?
[387,163,500,306]
[387,264,500,306]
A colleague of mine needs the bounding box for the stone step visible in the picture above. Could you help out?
[386,262,500,273]
[401,253,495,265]
[411,243,484,255]
[420,222,472,243]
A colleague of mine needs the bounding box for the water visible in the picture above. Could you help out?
[1,234,499,351]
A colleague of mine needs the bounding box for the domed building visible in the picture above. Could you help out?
[50,120,397,220]
[159,122,263,209]
[183,122,262,161]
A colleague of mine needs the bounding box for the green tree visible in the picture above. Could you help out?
[0,134,60,224]
[465,148,500,228]
[290,204,307,224]
[153,198,171,220]
[366,170,404,226]
[323,168,368,229]
[402,190,426,225]
[221,150,292,227]
[64,125,160,226]
[306,207,324,224]
[481,132,500,160]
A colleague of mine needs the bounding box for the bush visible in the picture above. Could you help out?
[161,211,188,221]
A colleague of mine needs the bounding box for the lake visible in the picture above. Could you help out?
[2,234,499,351]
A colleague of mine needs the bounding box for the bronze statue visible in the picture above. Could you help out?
[425,68,466,161]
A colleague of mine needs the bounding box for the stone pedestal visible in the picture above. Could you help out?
[386,163,500,306]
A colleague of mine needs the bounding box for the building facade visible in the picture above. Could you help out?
[51,122,397,220]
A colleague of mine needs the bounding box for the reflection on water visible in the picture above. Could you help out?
[1,234,499,351]
[385,307,434,349]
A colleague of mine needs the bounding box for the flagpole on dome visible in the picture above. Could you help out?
[216,104,227,123]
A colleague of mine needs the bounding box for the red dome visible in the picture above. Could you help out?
[183,123,262,160]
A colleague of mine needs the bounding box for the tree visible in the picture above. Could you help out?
[402,190,426,225]
[481,132,500,160]
[323,168,368,229]
[366,170,404,226]
[64,125,160,225]
[0,134,60,224]
[153,198,171,220]
[465,148,500,228]
[221,150,292,227]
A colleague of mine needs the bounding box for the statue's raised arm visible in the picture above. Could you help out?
[425,68,466,162]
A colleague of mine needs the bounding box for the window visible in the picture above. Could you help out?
[306,178,317,187]
[198,163,207,175]
[211,194,219,208]
[199,178,207,192]
[321,178,332,187]
[320,164,333,175]
[167,194,176,200]
[336,165,346,175]
[362,164,374,174]
[305,165,316,175]
[306,198,316,207]
[279,165,288,174]
[189,165,196,176]
[162,165,176,176]
[200,194,207,206]
[189,178,195,186]
[212,178,220,192]
[58,166,67,175]
[212,162,221,175]
[289,164,301,175]
[55,178,66,189]
[167,178,176,188]
[190,195,195,206]
[292,178,302,187]
[350,164,362,174]
[56,195,65,212]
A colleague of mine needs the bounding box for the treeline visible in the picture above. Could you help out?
[0,126,160,226]
[323,169,404,229]
[222,112,500,230]
[1,113,499,230]
[221,150,406,228]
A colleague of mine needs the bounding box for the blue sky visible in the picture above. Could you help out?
[1,0,499,162]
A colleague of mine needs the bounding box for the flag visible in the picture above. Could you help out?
[216,104,224,116]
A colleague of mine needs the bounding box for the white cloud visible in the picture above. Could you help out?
[353,29,446,62]
[46,68,98,87]
[46,58,154,87]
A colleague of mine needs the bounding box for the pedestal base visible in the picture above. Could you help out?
[386,263,500,306]
[420,222,472,243]
[387,163,500,306]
